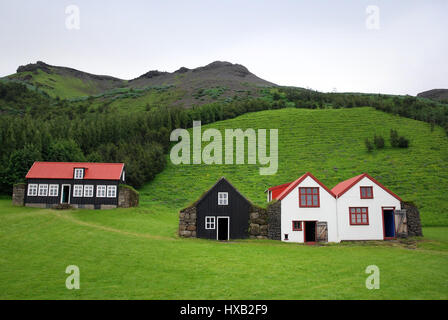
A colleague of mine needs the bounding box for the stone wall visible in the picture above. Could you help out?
[249,206,269,239]
[402,202,423,237]
[179,206,197,238]
[12,183,26,206]
[118,185,139,208]
[267,201,281,240]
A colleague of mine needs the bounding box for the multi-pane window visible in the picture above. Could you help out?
[205,216,215,229]
[49,184,59,197]
[292,221,302,231]
[360,186,373,199]
[350,207,369,225]
[218,192,228,205]
[299,187,320,207]
[74,168,84,179]
[97,185,106,198]
[27,184,38,196]
[107,185,117,198]
[38,184,48,196]
[73,185,83,197]
[84,185,94,197]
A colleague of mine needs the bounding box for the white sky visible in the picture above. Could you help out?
[0,0,446,95]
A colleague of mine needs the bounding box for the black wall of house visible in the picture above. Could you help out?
[24,178,120,207]
[196,179,251,240]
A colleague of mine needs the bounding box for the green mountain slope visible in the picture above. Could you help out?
[4,61,274,105]
[141,107,448,226]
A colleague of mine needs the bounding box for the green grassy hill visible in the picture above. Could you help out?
[141,107,448,226]
[1,107,448,300]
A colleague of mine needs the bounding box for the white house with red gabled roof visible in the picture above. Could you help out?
[267,172,338,243]
[332,173,402,241]
[267,172,402,243]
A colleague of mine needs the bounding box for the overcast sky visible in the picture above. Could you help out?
[0,0,446,95]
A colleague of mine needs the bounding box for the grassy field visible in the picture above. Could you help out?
[0,199,447,299]
[1,107,447,299]
[143,107,448,226]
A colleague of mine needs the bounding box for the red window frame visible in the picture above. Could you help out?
[349,207,369,225]
[299,187,320,207]
[360,186,373,199]
[292,221,302,231]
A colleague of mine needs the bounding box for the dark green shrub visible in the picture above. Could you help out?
[374,134,385,149]
[365,138,374,152]
[390,129,400,148]
[398,136,409,148]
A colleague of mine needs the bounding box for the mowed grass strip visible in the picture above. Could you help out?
[0,200,447,299]
[142,107,448,226]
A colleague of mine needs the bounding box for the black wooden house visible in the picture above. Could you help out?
[24,162,125,209]
[181,177,252,240]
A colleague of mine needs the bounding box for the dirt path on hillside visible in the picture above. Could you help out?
[51,211,177,241]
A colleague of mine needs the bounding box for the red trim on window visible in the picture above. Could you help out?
[349,207,369,225]
[299,187,320,207]
[360,186,373,199]
[292,221,302,231]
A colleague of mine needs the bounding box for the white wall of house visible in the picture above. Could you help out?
[336,176,401,241]
[280,176,337,243]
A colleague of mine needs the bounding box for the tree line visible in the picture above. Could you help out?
[1,81,447,194]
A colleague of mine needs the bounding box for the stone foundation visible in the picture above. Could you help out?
[12,183,26,206]
[249,206,269,239]
[118,185,139,208]
[267,201,281,240]
[402,202,423,237]
[178,206,197,238]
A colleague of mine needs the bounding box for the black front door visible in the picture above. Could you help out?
[62,185,70,204]
[217,217,229,240]
[305,221,316,242]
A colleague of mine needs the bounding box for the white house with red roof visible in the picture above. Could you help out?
[267,172,402,243]
[332,173,402,241]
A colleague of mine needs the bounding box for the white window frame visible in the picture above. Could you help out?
[107,185,117,198]
[38,184,48,197]
[27,184,38,196]
[49,184,59,197]
[97,185,106,198]
[73,185,83,197]
[84,185,94,198]
[218,192,228,206]
[74,168,84,179]
[205,216,216,230]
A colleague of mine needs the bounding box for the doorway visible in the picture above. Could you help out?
[304,221,316,243]
[217,217,229,241]
[383,209,396,239]
[61,185,71,204]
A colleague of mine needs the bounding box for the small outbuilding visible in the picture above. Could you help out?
[179,177,255,240]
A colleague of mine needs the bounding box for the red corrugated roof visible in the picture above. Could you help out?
[25,162,124,180]
[274,172,336,201]
[331,173,402,201]
[331,174,365,197]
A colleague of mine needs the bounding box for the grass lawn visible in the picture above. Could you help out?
[1,107,447,299]
[0,199,447,300]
